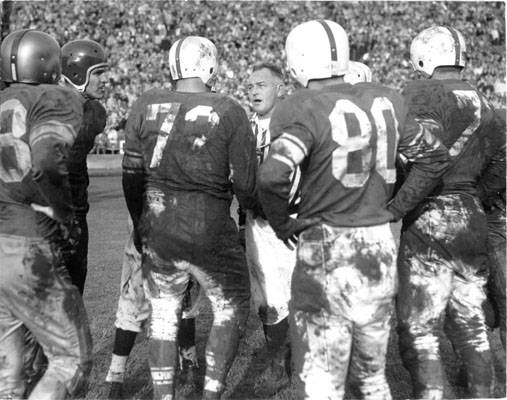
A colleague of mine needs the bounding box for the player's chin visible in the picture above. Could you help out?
[252,102,265,114]
[91,90,105,100]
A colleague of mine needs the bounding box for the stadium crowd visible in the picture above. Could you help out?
[5,1,506,137]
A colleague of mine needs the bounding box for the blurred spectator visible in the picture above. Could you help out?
[4,0,504,152]
[107,128,119,153]
[94,133,108,154]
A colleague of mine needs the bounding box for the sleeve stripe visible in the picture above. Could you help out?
[272,153,296,170]
[30,120,76,146]
[123,166,144,174]
[279,133,309,156]
[124,150,143,158]
[274,136,307,165]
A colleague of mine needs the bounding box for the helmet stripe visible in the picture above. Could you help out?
[9,29,31,82]
[445,26,461,65]
[317,20,337,61]
[174,38,184,79]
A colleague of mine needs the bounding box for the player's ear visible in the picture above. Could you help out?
[276,83,283,97]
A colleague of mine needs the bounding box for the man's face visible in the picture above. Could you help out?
[247,68,282,117]
[85,68,108,99]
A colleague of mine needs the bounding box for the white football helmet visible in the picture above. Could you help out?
[168,36,218,86]
[410,26,466,77]
[286,20,349,87]
[344,61,372,84]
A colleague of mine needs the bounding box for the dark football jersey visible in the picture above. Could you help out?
[403,79,503,196]
[478,107,506,208]
[262,82,449,228]
[68,99,107,214]
[123,89,257,209]
[0,83,83,237]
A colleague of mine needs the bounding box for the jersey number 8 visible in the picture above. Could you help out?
[329,97,398,188]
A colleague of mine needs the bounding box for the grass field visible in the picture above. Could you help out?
[83,173,506,399]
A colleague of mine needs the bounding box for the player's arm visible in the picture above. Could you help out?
[29,91,83,224]
[226,103,259,212]
[478,109,506,209]
[387,117,450,220]
[122,99,145,252]
[257,106,320,246]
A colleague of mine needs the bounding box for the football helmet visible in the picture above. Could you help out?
[410,26,466,77]
[62,39,108,92]
[0,29,61,84]
[344,61,372,84]
[285,20,349,87]
[168,36,218,87]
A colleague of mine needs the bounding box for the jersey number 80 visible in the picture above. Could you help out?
[329,97,398,188]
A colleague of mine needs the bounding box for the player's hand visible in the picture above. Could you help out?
[63,219,81,245]
[59,218,81,255]
[278,217,321,250]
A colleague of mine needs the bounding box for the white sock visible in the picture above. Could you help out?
[105,355,128,383]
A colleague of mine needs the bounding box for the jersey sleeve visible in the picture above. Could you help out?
[28,87,83,224]
[387,93,450,220]
[123,97,145,175]
[122,97,146,248]
[223,100,258,211]
[258,97,314,237]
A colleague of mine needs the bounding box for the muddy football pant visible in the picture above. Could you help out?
[397,194,493,399]
[0,234,93,400]
[290,223,397,400]
[113,227,199,340]
[143,253,250,399]
[486,205,506,348]
[22,214,90,386]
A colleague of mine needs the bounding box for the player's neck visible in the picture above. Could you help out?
[258,110,274,121]
[307,76,345,90]
[175,78,211,93]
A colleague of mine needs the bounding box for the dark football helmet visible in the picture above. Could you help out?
[0,29,61,84]
[61,39,107,92]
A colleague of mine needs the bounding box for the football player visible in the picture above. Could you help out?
[257,20,450,399]
[60,39,108,294]
[396,26,504,399]
[22,38,109,392]
[344,60,372,84]
[481,108,506,349]
[122,36,257,400]
[244,62,295,395]
[105,221,201,399]
[0,29,92,399]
